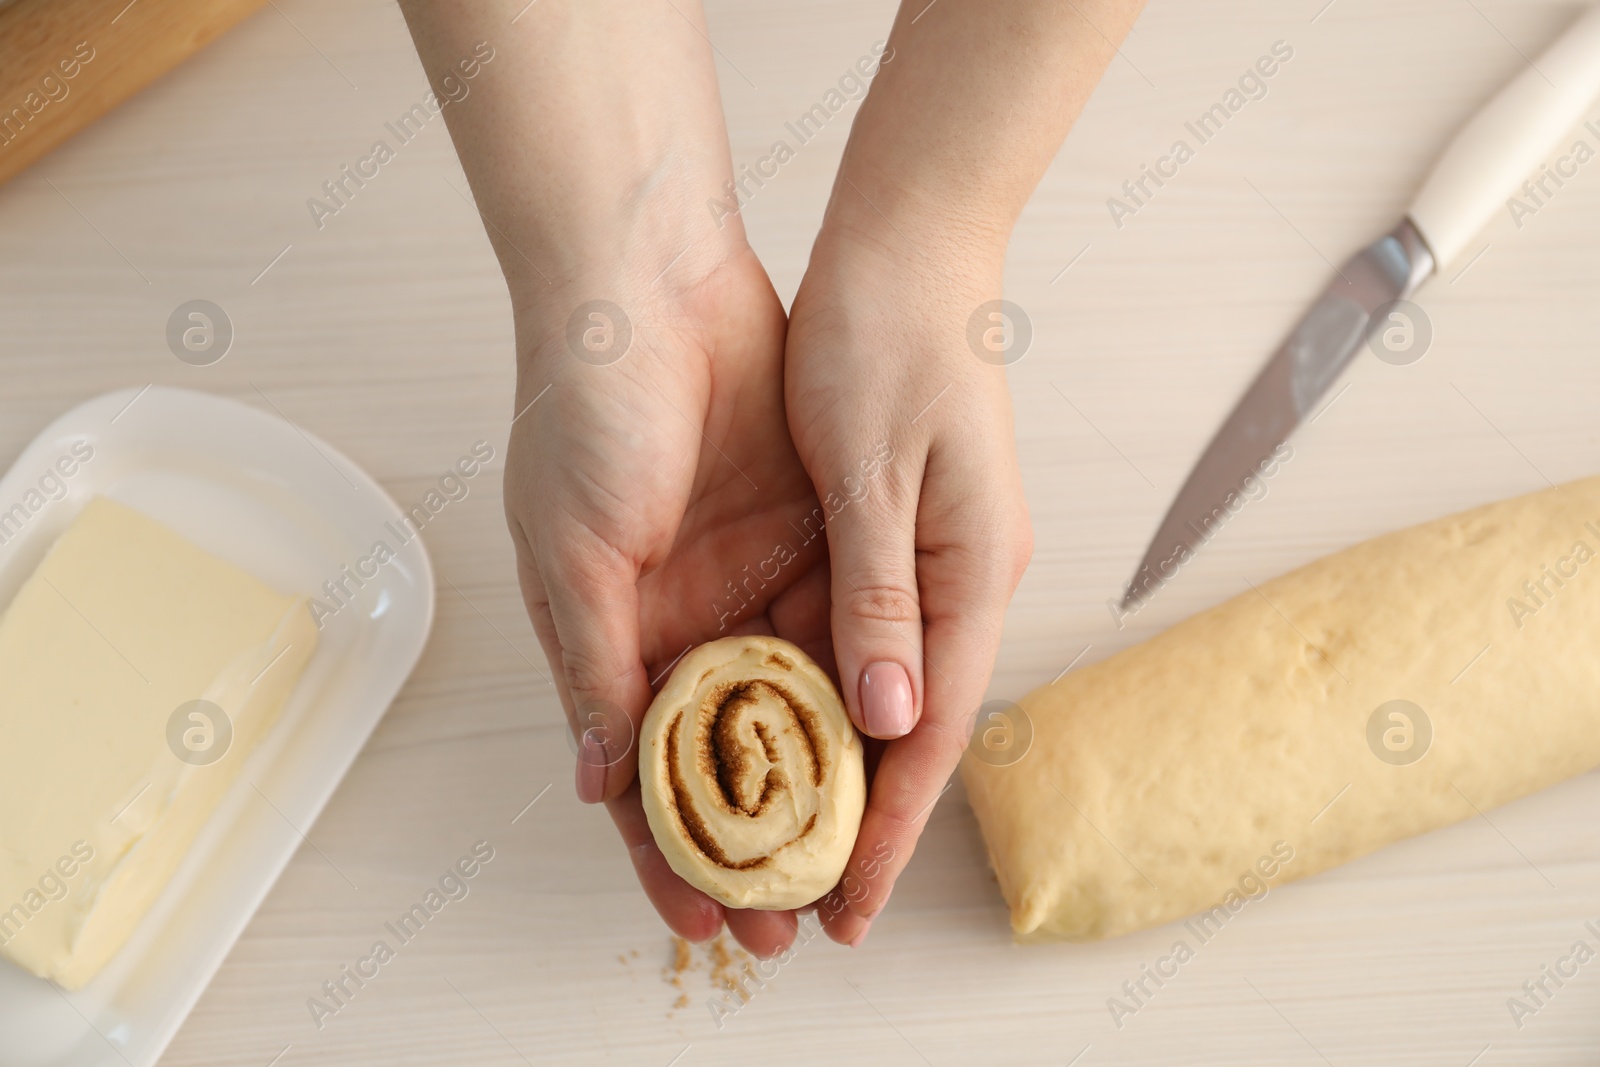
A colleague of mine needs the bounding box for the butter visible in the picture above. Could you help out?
[0,496,317,989]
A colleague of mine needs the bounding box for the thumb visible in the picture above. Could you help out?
[538,531,654,804]
[820,471,923,740]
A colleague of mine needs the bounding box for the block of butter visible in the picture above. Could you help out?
[0,496,317,989]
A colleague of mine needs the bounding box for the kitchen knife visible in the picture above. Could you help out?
[1119,3,1600,616]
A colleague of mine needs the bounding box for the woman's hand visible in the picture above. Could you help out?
[784,212,1033,947]
[778,0,1144,946]
[400,0,843,958]
[505,245,832,959]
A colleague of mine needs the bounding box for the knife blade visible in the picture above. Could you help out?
[1117,3,1600,618]
[1117,222,1431,615]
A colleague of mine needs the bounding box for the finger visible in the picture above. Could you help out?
[825,471,1031,946]
[508,518,581,723]
[818,712,965,946]
[724,908,798,960]
[508,519,623,804]
[818,457,924,741]
[607,782,725,942]
[538,524,655,803]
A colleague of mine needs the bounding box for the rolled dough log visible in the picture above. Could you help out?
[640,635,865,910]
[963,476,1600,941]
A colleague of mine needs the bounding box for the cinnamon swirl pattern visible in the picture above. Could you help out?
[640,636,865,909]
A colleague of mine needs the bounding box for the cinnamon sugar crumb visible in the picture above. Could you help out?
[657,934,754,1014]
[708,934,752,996]
[661,935,695,990]
[672,936,692,973]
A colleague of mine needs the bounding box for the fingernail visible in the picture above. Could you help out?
[825,914,862,947]
[848,920,873,948]
[575,732,607,803]
[859,661,914,738]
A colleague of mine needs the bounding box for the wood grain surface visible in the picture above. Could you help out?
[3,0,1599,1064]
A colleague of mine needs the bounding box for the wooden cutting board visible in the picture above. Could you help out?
[0,0,267,186]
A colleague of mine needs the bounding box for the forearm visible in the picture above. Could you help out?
[827,0,1147,257]
[397,0,746,321]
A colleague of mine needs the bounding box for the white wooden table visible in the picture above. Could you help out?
[4,0,1600,1063]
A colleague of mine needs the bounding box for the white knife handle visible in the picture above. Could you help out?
[1409,4,1600,271]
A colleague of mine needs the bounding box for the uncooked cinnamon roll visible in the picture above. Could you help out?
[639,635,866,910]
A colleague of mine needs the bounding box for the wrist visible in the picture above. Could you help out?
[806,185,1008,308]
[507,158,751,315]
[815,169,1012,281]
[511,225,759,383]
[407,0,751,329]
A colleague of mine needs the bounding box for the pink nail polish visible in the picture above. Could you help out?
[859,662,914,738]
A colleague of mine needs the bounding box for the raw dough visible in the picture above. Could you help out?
[640,635,865,910]
[963,476,1600,941]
